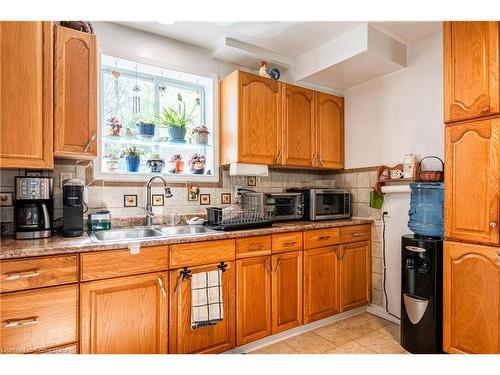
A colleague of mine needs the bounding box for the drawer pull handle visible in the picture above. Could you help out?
[3,316,39,328]
[4,270,40,281]
[248,244,264,251]
[283,241,297,246]
[490,221,497,228]
[352,233,364,237]
[157,277,167,298]
[496,253,500,262]
[264,259,272,273]
[274,257,282,272]
[318,236,331,241]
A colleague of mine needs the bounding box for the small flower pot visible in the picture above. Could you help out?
[190,161,206,174]
[106,159,119,172]
[193,132,209,145]
[146,159,165,173]
[174,160,185,173]
[168,127,187,143]
[136,123,155,139]
[125,156,141,172]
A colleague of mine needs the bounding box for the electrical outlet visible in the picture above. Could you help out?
[59,172,75,188]
[234,185,242,198]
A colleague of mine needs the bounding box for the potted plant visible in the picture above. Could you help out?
[105,116,123,137]
[121,145,143,172]
[136,119,156,139]
[188,153,206,174]
[168,154,184,174]
[155,94,199,143]
[146,152,165,173]
[192,125,210,145]
[104,150,121,172]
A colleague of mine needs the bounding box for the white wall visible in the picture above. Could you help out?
[343,31,443,169]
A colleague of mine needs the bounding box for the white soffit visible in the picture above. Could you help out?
[293,24,408,90]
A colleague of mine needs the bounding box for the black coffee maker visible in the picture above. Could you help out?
[14,177,53,240]
[62,179,84,237]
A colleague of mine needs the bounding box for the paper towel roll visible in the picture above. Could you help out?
[381,184,411,194]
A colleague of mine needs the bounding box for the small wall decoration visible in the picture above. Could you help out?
[187,185,200,201]
[0,192,13,206]
[124,194,138,207]
[221,193,231,205]
[152,194,164,206]
[247,176,257,187]
[200,194,211,205]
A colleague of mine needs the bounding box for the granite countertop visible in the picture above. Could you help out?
[0,218,373,260]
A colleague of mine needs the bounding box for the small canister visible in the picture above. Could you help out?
[87,210,112,231]
[403,154,417,179]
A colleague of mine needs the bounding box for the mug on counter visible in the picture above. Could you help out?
[390,169,404,179]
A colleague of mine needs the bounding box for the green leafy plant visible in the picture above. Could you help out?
[148,152,162,160]
[155,94,199,129]
[121,145,144,158]
[137,118,156,126]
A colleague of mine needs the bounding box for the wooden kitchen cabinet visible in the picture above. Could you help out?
[80,272,168,354]
[282,83,315,167]
[54,25,97,159]
[444,21,499,123]
[236,255,272,345]
[339,241,370,311]
[315,92,344,168]
[271,251,303,333]
[169,262,235,354]
[220,70,282,165]
[0,21,53,169]
[303,246,340,323]
[444,241,500,354]
[444,119,499,244]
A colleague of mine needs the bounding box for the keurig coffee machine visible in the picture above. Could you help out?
[62,179,84,237]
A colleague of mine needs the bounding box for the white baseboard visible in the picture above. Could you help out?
[225,306,368,354]
[366,304,401,324]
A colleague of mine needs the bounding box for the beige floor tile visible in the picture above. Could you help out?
[314,322,362,345]
[283,331,336,354]
[249,341,298,354]
[359,312,392,327]
[337,313,389,338]
[324,341,376,354]
[355,330,406,354]
[377,323,400,341]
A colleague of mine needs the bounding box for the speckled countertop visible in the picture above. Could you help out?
[0,219,373,260]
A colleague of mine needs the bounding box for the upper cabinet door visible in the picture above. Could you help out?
[315,92,344,169]
[444,119,500,244]
[444,21,499,123]
[238,71,281,165]
[282,84,315,167]
[54,25,97,159]
[0,21,53,169]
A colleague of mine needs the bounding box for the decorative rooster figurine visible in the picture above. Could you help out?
[259,61,281,80]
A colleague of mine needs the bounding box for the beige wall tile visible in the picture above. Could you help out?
[356,172,371,188]
[372,258,383,275]
[101,187,124,208]
[372,241,382,258]
[371,288,384,307]
[372,272,383,290]
[357,188,371,203]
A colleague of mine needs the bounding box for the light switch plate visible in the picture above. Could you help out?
[60,172,75,188]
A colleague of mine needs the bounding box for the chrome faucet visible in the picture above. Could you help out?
[145,176,173,227]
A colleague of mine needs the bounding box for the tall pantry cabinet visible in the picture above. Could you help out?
[443,21,500,354]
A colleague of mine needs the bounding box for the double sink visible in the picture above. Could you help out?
[89,225,216,243]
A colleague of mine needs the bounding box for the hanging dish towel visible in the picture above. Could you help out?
[191,269,224,329]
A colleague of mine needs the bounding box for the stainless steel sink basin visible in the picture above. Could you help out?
[155,225,215,236]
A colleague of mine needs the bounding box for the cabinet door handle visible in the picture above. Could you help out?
[275,149,282,164]
[318,235,331,241]
[496,252,500,262]
[264,259,272,273]
[490,221,497,228]
[283,240,297,247]
[3,316,39,328]
[481,105,490,113]
[340,247,347,260]
[318,156,324,166]
[83,133,96,153]
[4,269,40,281]
[157,276,167,298]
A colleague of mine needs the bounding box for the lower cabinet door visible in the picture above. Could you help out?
[339,241,370,311]
[169,262,235,354]
[80,272,168,354]
[444,241,500,354]
[272,251,303,334]
[236,256,272,345]
[303,247,340,323]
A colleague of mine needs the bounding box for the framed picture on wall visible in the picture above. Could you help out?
[124,194,138,207]
[200,194,210,205]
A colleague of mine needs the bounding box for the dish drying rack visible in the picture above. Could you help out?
[205,197,272,231]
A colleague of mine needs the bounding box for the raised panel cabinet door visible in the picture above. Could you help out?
[444,241,500,354]
[236,255,272,345]
[0,21,53,169]
[80,272,168,354]
[238,71,281,165]
[303,246,340,323]
[444,119,500,244]
[169,262,235,354]
[444,21,499,123]
[315,92,344,168]
[282,83,315,167]
[339,241,371,311]
[54,25,97,158]
[271,251,303,334]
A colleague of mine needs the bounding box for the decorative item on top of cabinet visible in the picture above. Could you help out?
[54,25,97,159]
[443,241,500,354]
[0,21,53,169]
[443,21,499,123]
[315,92,344,168]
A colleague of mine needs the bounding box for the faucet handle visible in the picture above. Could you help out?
[165,187,173,198]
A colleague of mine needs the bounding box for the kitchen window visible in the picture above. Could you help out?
[97,54,218,182]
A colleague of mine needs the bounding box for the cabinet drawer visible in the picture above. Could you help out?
[80,246,168,281]
[0,285,78,353]
[37,343,78,354]
[236,235,272,258]
[304,228,340,249]
[1,255,78,293]
[339,225,370,243]
[170,239,235,269]
[272,232,303,253]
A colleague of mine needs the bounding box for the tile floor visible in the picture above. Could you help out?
[249,312,407,354]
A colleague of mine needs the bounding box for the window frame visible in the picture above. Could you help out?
[95,48,220,183]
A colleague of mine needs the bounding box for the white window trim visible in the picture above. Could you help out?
[95,46,220,183]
